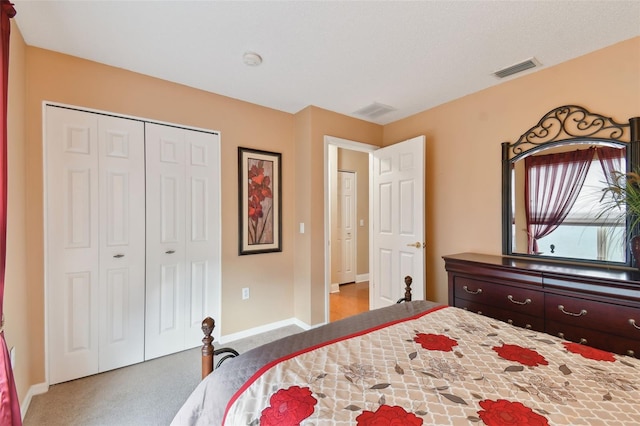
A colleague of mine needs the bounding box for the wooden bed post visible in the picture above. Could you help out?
[396,276,413,303]
[201,317,215,379]
[404,275,413,301]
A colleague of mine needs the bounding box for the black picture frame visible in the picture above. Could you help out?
[238,147,282,255]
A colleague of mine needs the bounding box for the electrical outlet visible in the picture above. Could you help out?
[242,287,250,300]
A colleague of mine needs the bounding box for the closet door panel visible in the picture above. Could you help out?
[145,123,187,360]
[46,107,100,384]
[184,131,221,346]
[98,115,145,372]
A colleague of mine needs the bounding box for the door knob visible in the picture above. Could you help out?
[406,242,424,248]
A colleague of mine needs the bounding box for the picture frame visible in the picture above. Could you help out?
[238,147,282,255]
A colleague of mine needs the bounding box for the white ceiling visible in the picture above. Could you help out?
[12,1,640,125]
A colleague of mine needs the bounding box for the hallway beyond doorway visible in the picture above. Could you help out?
[329,281,369,322]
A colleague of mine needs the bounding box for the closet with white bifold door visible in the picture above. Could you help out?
[45,105,221,384]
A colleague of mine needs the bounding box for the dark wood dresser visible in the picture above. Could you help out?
[443,252,640,358]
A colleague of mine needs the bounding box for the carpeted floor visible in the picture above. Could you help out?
[23,324,303,426]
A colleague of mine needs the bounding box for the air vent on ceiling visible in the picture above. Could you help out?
[353,102,396,119]
[493,57,541,79]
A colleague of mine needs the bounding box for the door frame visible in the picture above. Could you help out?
[324,136,377,323]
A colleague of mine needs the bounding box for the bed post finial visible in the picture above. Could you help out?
[404,276,413,301]
[201,317,215,379]
[396,276,413,303]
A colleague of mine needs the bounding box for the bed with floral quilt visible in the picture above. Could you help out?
[171,301,640,425]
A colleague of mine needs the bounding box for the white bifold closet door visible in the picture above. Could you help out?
[46,106,145,384]
[144,123,221,360]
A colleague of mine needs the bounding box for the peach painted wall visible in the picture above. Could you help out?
[294,106,381,325]
[23,47,298,387]
[293,107,313,322]
[5,20,29,405]
[383,37,640,304]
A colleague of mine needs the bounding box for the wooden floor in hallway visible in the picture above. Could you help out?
[329,281,369,322]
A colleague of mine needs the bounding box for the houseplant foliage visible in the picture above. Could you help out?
[600,170,640,265]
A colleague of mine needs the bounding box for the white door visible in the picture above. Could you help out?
[46,107,145,384]
[145,123,221,360]
[97,115,146,372]
[145,124,187,359]
[184,129,221,347]
[371,136,425,309]
[337,171,356,284]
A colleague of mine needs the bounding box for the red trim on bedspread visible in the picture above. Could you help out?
[222,304,446,424]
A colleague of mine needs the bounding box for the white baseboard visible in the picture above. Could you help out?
[219,317,312,344]
[356,273,369,283]
[330,283,340,293]
[21,382,48,420]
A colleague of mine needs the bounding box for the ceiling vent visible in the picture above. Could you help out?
[353,102,396,119]
[493,57,541,79]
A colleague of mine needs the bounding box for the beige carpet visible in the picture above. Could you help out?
[24,324,303,426]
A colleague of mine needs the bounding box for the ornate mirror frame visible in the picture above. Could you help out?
[502,105,640,267]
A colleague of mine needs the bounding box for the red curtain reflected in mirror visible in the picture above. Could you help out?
[524,147,595,254]
[0,1,21,424]
[597,146,625,186]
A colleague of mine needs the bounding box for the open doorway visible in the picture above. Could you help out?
[324,135,426,324]
[324,137,377,323]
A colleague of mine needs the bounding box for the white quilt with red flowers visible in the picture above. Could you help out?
[223,306,640,425]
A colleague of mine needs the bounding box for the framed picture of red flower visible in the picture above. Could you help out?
[238,147,282,255]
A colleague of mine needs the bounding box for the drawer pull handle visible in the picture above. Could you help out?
[525,324,532,329]
[579,338,588,344]
[463,285,482,295]
[113,254,124,258]
[166,250,176,254]
[630,319,640,330]
[558,305,587,317]
[557,332,565,339]
[507,319,513,325]
[507,295,531,305]
[627,350,636,357]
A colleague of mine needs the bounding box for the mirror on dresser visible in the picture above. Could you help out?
[502,105,640,267]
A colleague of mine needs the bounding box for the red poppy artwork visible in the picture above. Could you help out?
[492,343,548,367]
[239,148,282,255]
[259,386,317,426]
[248,160,274,240]
[477,399,549,426]
[562,342,616,362]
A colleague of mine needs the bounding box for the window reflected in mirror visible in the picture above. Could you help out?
[511,145,626,262]
[501,105,638,267]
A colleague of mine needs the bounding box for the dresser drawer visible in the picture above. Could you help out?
[545,320,640,358]
[454,298,545,332]
[453,276,544,317]
[546,294,640,341]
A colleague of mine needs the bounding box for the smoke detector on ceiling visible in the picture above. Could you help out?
[353,102,396,119]
[493,57,541,79]
[243,52,263,66]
